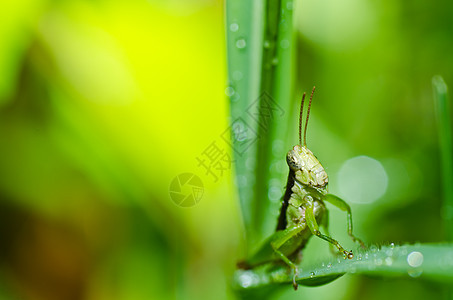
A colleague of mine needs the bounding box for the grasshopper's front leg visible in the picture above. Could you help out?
[304,199,354,259]
[269,224,306,290]
[323,194,366,248]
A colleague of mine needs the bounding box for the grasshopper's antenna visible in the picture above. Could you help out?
[299,92,306,146]
[303,86,316,147]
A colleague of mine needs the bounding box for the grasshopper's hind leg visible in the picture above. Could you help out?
[272,247,299,290]
[323,194,366,248]
[304,200,354,259]
[269,225,306,290]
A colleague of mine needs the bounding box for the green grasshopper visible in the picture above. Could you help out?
[238,87,365,289]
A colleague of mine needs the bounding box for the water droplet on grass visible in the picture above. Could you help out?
[236,38,246,49]
[225,86,235,97]
[230,23,239,32]
[286,1,293,10]
[232,71,243,81]
[407,251,424,268]
[375,258,383,266]
[408,269,423,278]
[236,175,247,187]
[239,271,258,288]
[280,39,290,49]
[385,257,393,266]
[400,245,408,255]
[385,248,393,256]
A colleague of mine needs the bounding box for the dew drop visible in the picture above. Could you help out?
[232,121,247,142]
[369,245,378,253]
[245,157,255,171]
[327,263,332,268]
[385,257,393,266]
[225,86,235,97]
[375,258,383,266]
[357,254,363,261]
[269,161,285,174]
[238,271,256,288]
[400,246,408,255]
[407,251,424,268]
[390,242,395,249]
[280,39,290,49]
[230,23,239,32]
[385,248,393,257]
[232,70,243,81]
[272,139,285,157]
[286,1,293,10]
[310,272,315,278]
[236,175,247,188]
[408,269,423,278]
[230,92,240,102]
[268,184,282,202]
[236,38,247,49]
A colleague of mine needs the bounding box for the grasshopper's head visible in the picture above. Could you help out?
[287,145,328,187]
[287,86,328,188]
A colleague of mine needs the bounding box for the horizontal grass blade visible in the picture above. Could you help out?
[233,243,453,291]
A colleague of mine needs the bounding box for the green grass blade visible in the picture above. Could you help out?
[233,243,453,292]
[226,0,295,249]
[226,0,265,249]
[432,76,453,241]
[254,0,295,244]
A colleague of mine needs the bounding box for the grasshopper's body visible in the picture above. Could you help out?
[238,87,365,289]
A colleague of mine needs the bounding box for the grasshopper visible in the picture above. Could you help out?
[238,87,365,290]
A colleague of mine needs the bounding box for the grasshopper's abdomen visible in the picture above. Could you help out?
[286,183,326,229]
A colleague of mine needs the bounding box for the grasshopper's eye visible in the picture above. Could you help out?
[286,152,298,170]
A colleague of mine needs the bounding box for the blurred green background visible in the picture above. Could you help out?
[0,0,452,299]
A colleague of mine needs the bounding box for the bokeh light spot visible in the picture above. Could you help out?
[337,156,388,204]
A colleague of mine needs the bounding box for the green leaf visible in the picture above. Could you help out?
[432,76,453,241]
[233,243,453,292]
[226,0,296,250]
